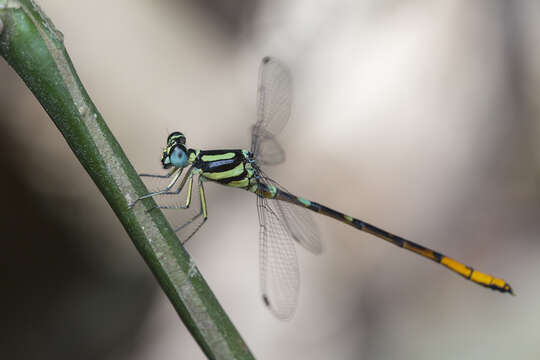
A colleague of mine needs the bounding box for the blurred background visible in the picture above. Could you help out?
[1,0,539,359]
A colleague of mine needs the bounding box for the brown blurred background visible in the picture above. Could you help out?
[1,1,539,359]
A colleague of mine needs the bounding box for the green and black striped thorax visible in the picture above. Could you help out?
[161,131,265,192]
[192,148,259,190]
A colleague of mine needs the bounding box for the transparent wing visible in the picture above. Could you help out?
[263,176,323,254]
[251,56,292,161]
[252,134,285,165]
[257,194,300,320]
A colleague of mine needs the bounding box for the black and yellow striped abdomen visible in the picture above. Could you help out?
[271,187,513,294]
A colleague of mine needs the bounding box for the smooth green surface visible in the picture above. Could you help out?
[0,1,254,359]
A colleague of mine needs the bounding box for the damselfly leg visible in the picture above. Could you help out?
[174,176,208,244]
[150,167,195,210]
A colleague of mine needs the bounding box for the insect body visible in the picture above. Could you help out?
[133,57,513,319]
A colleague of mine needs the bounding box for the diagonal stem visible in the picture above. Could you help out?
[0,1,254,359]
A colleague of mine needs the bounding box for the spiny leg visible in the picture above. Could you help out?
[139,167,178,179]
[129,167,183,208]
[140,167,187,198]
[151,169,196,211]
[131,166,194,209]
[175,176,208,245]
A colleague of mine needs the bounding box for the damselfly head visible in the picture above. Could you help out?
[162,132,188,169]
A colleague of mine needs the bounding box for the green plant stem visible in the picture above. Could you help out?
[0,1,254,359]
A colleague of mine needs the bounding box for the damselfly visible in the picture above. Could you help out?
[132,56,513,319]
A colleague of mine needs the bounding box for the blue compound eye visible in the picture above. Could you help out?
[170,146,188,167]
